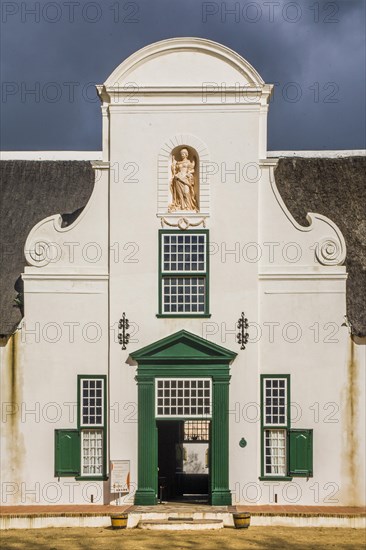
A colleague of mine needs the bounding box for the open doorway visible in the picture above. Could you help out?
[157,420,210,503]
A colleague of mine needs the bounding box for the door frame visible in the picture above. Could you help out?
[129,330,237,506]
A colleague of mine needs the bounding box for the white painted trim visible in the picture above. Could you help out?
[1,150,364,161]
[0,151,103,161]
[259,274,347,280]
[22,274,109,280]
[268,150,366,158]
[263,290,346,294]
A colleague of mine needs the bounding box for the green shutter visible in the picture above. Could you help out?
[288,429,313,477]
[55,429,80,477]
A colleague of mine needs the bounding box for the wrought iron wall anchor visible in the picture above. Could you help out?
[237,312,249,350]
[118,312,130,350]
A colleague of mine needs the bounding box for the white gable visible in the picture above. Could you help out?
[104,37,264,88]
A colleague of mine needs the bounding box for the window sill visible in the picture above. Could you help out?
[156,314,211,318]
[55,473,79,478]
[258,476,293,481]
[75,475,109,481]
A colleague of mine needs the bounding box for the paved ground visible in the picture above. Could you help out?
[1,526,365,549]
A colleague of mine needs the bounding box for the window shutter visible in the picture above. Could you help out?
[55,429,80,477]
[288,429,313,477]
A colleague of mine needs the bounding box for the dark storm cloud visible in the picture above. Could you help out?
[0,0,365,150]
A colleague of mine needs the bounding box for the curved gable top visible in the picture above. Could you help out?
[104,37,265,88]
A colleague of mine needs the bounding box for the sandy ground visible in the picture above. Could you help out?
[0,526,365,550]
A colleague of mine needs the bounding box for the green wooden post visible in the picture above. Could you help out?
[211,375,232,505]
[134,375,157,505]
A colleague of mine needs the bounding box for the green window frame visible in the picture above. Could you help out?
[54,376,108,481]
[77,375,107,480]
[157,229,210,318]
[260,375,313,480]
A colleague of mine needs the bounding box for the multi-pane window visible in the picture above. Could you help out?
[79,376,106,478]
[81,379,104,426]
[156,378,212,417]
[261,375,314,479]
[261,376,289,478]
[162,233,206,272]
[81,430,103,476]
[159,231,209,315]
[54,376,107,479]
[264,378,287,426]
[264,429,286,476]
[163,277,206,314]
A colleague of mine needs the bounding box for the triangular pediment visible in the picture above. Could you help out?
[130,330,237,364]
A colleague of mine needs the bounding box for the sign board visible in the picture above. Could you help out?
[110,460,130,493]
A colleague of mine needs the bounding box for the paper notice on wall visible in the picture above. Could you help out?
[110,460,130,493]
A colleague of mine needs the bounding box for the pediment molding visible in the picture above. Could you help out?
[130,329,237,365]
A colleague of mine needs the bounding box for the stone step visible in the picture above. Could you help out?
[127,511,234,528]
[138,518,224,530]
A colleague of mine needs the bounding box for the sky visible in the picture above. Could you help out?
[0,0,365,151]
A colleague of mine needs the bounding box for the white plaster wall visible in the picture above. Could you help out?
[105,40,364,506]
[0,288,109,506]
[107,103,261,505]
[1,166,109,505]
[1,38,364,507]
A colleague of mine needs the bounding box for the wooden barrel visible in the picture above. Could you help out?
[111,513,128,529]
[233,512,251,529]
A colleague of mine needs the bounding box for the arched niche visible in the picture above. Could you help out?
[157,133,210,217]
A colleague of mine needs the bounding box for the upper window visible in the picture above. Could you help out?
[80,378,104,427]
[263,377,287,426]
[158,230,209,316]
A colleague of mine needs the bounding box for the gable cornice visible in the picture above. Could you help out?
[129,329,237,364]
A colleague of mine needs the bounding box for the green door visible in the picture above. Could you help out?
[130,330,237,506]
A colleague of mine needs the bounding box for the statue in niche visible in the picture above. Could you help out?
[168,148,198,212]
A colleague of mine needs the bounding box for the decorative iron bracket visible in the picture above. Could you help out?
[118,312,130,350]
[237,312,249,350]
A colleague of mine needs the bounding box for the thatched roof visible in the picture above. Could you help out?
[0,161,95,336]
[274,157,366,337]
[0,157,365,336]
